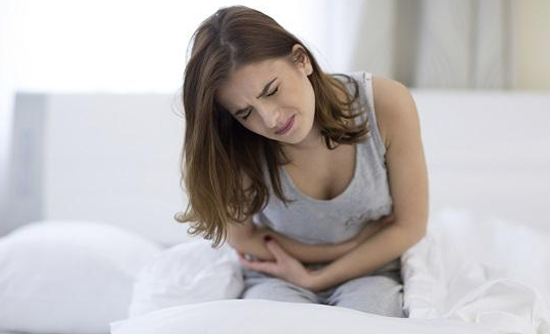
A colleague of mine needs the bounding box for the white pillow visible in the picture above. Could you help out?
[128,239,244,318]
[0,220,162,334]
[114,299,495,334]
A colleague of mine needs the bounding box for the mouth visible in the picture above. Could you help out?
[275,115,296,135]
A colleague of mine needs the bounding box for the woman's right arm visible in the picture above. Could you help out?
[226,214,394,265]
[226,216,350,264]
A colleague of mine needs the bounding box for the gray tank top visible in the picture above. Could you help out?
[252,72,397,269]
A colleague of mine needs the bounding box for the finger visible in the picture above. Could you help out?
[238,251,267,263]
[239,256,278,275]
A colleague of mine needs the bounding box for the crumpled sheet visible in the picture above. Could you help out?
[402,209,550,334]
[127,208,550,333]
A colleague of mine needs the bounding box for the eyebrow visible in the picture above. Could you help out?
[234,77,278,116]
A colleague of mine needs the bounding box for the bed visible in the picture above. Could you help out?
[1,90,549,334]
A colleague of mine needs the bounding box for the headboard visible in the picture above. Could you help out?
[5,90,550,245]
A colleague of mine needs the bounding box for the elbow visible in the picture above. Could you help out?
[414,228,427,243]
[396,220,427,245]
[411,226,427,245]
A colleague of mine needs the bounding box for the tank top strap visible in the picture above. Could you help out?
[349,71,387,159]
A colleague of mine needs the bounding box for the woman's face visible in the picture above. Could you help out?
[216,46,317,147]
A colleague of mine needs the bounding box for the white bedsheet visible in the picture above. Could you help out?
[113,299,501,334]
[115,209,550,334]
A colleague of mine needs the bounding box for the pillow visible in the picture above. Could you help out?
[128,238,244,318]
[0,220,162,334]
[114,299,495,334]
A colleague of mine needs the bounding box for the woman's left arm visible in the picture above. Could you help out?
[308,76,429,292]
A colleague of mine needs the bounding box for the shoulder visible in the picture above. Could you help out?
[371,75,420,149]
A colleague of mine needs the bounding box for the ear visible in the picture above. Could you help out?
[291,44,313,76]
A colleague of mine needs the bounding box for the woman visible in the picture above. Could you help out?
[175,5,428,318]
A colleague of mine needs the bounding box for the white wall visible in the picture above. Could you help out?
[6,93,192,245]
[413,90,550,232]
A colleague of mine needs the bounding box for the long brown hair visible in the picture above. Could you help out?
[175,5,369,247]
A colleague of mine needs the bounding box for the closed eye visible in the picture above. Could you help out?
[266,86,278,97]
[242,86,279,120]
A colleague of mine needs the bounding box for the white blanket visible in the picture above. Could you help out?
[119,209,550,334]
[402,209,550,333]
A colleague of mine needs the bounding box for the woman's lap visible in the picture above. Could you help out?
[323,269,405,317]
[239,264,405,318]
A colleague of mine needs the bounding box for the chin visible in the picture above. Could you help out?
[286,125,314,145]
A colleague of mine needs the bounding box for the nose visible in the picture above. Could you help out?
[256,105,281,129]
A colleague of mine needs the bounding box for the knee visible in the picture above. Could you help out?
[241,278,318,304]
[329,276,406,317]
[336,291,405,317]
